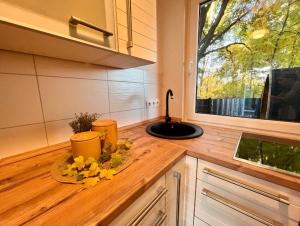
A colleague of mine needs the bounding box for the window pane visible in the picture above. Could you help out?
[196,0,300,123]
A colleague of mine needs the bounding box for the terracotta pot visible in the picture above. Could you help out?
[70,131,101,160]
[92,119,118,151]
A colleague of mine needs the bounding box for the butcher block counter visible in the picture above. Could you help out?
[1,121,300,225]
[0,125,186,226]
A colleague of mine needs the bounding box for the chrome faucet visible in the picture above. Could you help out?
[165,89,173,124]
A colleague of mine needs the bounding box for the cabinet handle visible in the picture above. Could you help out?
[69,16,113,37]
[155,211,167,226]
[126,0,134,48]
[173,171,181,226]
[203,167,290,205]
[201,188,283,226]
[127,187,167,226]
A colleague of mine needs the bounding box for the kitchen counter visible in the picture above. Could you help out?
[1,121,300,225]
[0,125,186,226]
[167,122,300,192]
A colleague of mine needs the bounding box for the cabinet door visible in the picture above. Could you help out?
[166,157,186,226]
[0,0,116,49]
[116,0,157,62]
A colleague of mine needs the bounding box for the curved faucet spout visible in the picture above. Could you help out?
[165,89,173,124]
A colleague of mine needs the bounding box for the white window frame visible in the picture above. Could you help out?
[184,0,300,136]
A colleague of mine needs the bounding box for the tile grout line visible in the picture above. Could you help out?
[32,55,49,146]
[0,72,161,85]
[143,70,147,120]
[106,69,112,117]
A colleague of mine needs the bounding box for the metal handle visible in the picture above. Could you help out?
[126,0,134,48]
[155,211,167,226]
[173,171,181,226]
[127,187,167,226]
[69,16,113,37]
[203,167,290,205]
[202,188,283,226]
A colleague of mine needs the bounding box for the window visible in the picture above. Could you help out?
[186,0,300,133]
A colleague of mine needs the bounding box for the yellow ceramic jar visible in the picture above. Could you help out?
[92,119,118,151]
[70,131,101,160]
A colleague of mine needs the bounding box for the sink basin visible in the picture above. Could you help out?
[146,121,204,139]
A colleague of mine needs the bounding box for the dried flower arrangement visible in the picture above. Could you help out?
[69,112,100,133]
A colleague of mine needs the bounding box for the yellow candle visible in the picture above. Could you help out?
[70,131,101,160]
[92,119,118,151]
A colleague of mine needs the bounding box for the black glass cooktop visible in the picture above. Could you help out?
[234,133,300,177]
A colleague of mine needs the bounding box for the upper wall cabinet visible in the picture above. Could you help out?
[116,0,157,62]
[0,0,156,68]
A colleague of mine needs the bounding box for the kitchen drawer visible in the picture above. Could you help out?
[197,159,300,222]
[137,197,166,226]
[195,180,298,226]
[109,175,166,225]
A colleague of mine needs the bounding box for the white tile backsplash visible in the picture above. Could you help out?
[110,109,145,127]
[0,124,48,159]
[0,50,162,158]
[0,50,35,75]
[144,83,160,100]
[38,76,109,121]
[34,56,108,80]
[108,68,144,83]
[0,73,44,128]
[109,81,145,112]
[142,64,160,84]
[46,113,110,145]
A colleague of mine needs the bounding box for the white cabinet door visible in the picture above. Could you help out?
[166,157,186,226]
[115,0,157,62]
[183,156,198,226]
[195,179,299,226]
[0,0,116,49]
[197,159,300,222]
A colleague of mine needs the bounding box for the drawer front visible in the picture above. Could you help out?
[195,180,298,226]
[138,197,166,226]
[197,159,300,221]
[109,175,165,226]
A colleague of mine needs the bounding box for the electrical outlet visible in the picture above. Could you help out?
[146,100,152,108]
[155,99,160,107]
[146,99,160,108]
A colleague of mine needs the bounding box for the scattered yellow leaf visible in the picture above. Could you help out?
[82,177,100,188]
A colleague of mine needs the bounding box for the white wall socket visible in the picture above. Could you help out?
[146,99,160,108]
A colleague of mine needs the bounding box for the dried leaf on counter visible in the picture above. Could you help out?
[82,177,100,188]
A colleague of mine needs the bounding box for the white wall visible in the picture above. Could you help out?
[157,0,186,119]
[0,50,162,158]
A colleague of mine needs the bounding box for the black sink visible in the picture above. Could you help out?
[146,121,204,139]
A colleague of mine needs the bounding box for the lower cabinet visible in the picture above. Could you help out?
[110,157,186,226]
[184,157,300,226]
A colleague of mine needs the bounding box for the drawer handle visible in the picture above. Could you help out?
[173,171,181,226]
[69,16,113,37]
[126,0,134,48]
[155,211,167,226]
[201,188,283,226]
[127,187,167,226]
[203,167,290,205]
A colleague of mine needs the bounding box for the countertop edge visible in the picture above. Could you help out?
[97,149,187,226]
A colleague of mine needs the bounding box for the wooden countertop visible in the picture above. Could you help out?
[1,121,300,225]
[0,126,186,226]
[166,122,300,193]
